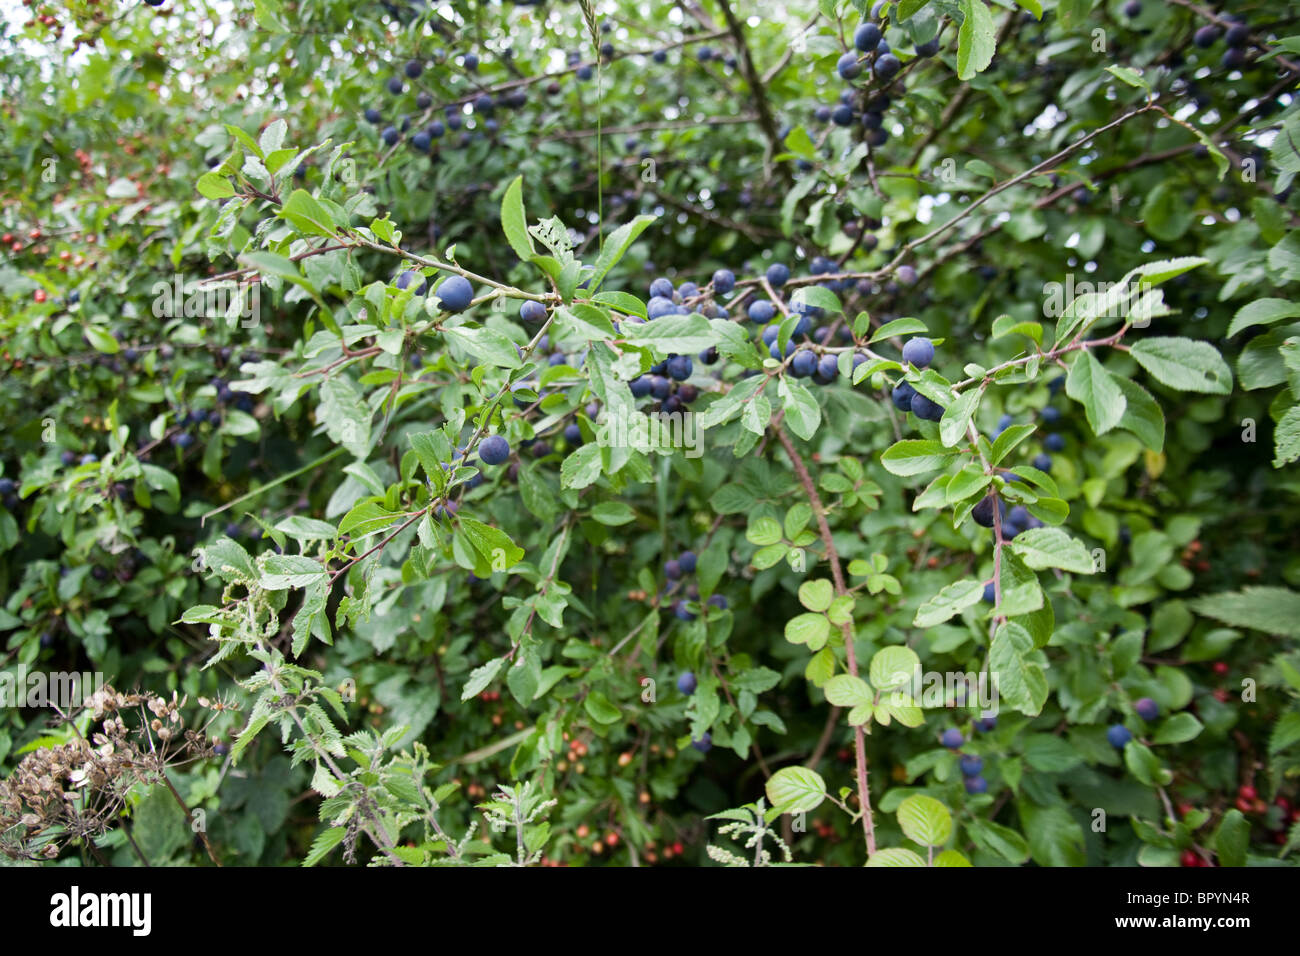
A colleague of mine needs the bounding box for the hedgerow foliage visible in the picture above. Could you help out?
[3,0,1300,867]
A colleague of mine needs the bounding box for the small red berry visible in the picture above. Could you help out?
[1180,849,1199,867]
[33,289,46,303]
[1239,784,1258,801]
[1212,662,1229,675]
[1235,796,1254,813]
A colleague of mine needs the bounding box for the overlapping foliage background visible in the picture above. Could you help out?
[2,0,1300,867]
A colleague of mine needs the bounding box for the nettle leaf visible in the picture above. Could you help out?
[897,794,953,847]
[765,766,827,813]
[1129,337,1234,395]
[200,537,257,582]
[1009,527,1095,574]
[1187,587,1300,637]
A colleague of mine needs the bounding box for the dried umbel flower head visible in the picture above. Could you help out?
[0,683,215,862]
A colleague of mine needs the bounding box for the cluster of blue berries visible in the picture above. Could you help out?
[941,718,996,794]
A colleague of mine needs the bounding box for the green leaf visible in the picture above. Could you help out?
[1130,337,1233,395]
[1106,65,1149,91]
[765,766,827,813]
[747,516,783,547]
[785,612,830,651]
[779,378,820,441]
[1141,181,1196,242]
[913,579,985,627]
[939,388,980,447]
[881,440,958,476]
[870,317,930,343]
[790,285,842,315]
[957,0,997,81]
[967,819,1030,863]
[1227,298,1300,337]
[587,215,657,293]
[1113,377,1166,452]
[1270,713,1300,754]
[870,646,921,693]
[1187,587,1300,637]
[1152,713,1204,745]
[338,501,402,538]
[260,554,327,590]
[279,189,338,238]
[1009,527,1096,574]
[865,847,927,867]
[500,175,535,261]
[458,517,525,572]
[584,691,622,725]
[1066,351,1126,435]
[990,622,1047,716]
[1273,405,1300,467]
[303,827,347,867]
[197,172,236,199]
[624,312,718,355]
[461,658,505,700]
[896,794,952,847]
[1213,809,1249,867]
[590,501,636,526]
[824,674,873,708]
[84,325,120,354]
[442,326,524,369]
[798,579,834,613]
